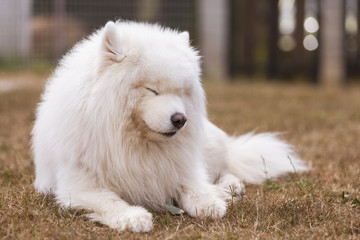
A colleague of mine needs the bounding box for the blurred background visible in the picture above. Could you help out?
[0,0,359,86]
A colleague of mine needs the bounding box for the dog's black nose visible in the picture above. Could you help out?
[171,113,187,129]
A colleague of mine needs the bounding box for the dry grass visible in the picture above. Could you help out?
[0,72,359,239]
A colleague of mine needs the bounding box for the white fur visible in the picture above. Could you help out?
[32,21,308,233]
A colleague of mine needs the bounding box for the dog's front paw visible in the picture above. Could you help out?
[88,206,153,233]
[180,187,227,218]
[218,173,245,197]
[187,195,226,218]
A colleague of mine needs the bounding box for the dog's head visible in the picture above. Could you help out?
[97,21,205,141]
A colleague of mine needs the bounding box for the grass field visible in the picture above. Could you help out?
[0,72,359,239]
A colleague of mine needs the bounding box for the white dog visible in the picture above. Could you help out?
[32,21,308,232]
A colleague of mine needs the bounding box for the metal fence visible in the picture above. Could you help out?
[1,0,230,79]
[0,0,359,83]
[32,0,196,60]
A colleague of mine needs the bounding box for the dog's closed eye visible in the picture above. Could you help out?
[145,87,159,96]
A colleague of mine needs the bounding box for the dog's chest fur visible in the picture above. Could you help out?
[103,141,191,210]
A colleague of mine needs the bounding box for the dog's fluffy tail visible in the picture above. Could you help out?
[226,132,309,184]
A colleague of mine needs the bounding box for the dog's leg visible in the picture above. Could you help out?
[217,172,245,196]
[179,178,227,218]
[55,179,152,232]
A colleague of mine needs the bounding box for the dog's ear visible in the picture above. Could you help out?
[102,21,126,63]
[179,31,189,44]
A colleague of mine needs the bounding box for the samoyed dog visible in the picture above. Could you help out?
[32,21,308,232]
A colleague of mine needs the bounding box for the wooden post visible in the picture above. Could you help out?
[267,0,279,80]
[138,0,160,22]
[54,0,66,60]
[357,0,360,69]
[294,0,305,74]
[318,0,345,86]
[0,0,31,59]
[243,0,255,76]
[197,0,230,81]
